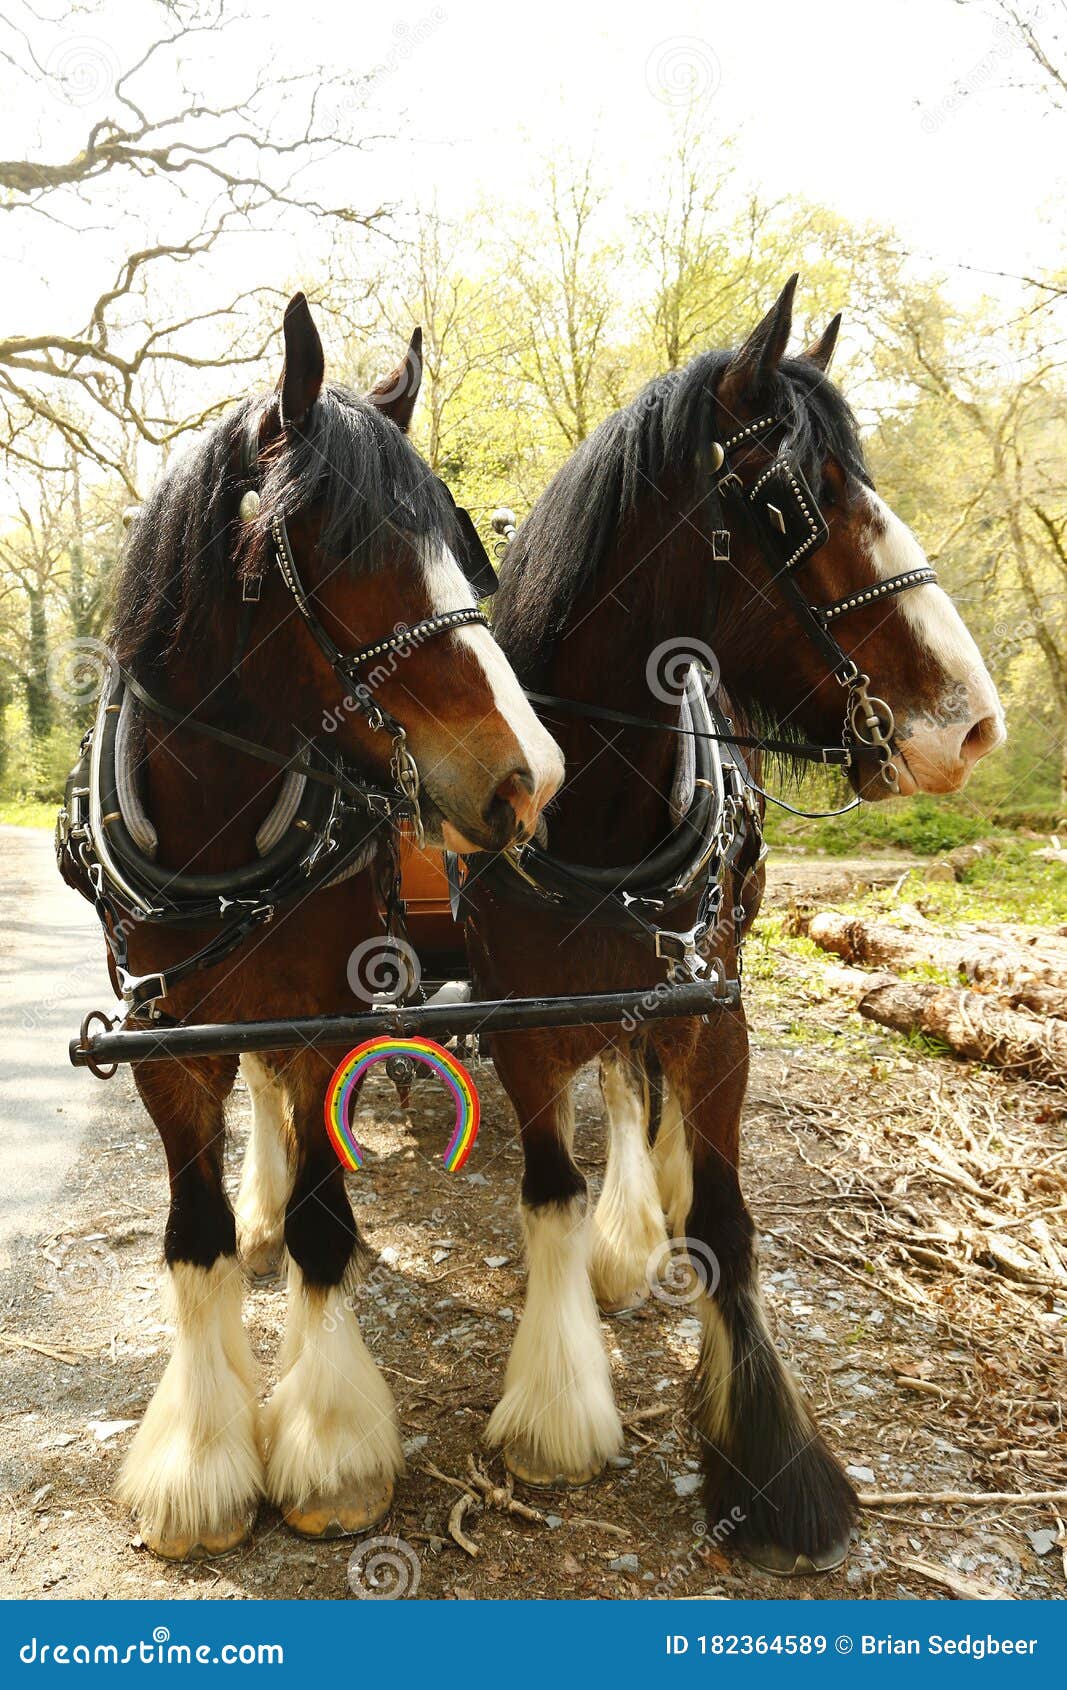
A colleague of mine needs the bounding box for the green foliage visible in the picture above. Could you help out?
[851,842,1067,927]
[0,702,80,808]
[764,793,991,856]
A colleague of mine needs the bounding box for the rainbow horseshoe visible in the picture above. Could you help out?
[323,1036,480,1173]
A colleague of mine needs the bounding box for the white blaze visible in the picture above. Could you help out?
[420,537,565,800]
[862,492,1004,790]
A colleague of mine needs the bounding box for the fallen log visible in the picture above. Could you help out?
[852,977,1067,1088]
[803,910,1067,1011]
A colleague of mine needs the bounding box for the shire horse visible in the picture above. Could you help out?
[462,278,1004,1574]
[99,295,562,1558]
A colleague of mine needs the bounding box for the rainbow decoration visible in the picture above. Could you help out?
[323,1036,480,1174]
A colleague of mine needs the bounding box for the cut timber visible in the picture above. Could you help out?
[803,910,1067,1013]
[852,978,1067,1088]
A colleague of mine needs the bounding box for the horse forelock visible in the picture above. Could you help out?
[492,350,871,688]
[110,384,460,679]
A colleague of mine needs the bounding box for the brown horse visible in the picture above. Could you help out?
[95,294,562,1558]
[463,278,1004,1574]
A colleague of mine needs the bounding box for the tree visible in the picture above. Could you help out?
[1,0,387,488]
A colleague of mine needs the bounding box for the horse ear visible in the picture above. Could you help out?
[717,273,798,417]
[803,313,842,374]
[278,292,324,426]
[366,327,423,432]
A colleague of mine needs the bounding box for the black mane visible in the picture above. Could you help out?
[111,384,459,677]
[492,350,870,684]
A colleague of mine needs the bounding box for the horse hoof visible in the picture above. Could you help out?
[742,1534,851,1577]
[504,1447,604,1490]
[239,1240,284,1283]
[283,1476,394,1539]
[595,1292,645,1315]
[141,1515,253,1562]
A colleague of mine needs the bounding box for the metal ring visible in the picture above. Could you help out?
[78,1008,118,1080]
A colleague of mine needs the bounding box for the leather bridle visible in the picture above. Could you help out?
[713,414,937,793]
[524,413,937,794]
[233,405,494,842]
[59,401,504,1016]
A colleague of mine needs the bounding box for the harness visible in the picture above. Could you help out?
[466,412,937,983]
[56,403,497,1019]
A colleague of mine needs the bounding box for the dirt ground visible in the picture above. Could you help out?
[1,853,1064,1602]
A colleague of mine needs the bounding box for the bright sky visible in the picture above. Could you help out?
[2,0,1061,361]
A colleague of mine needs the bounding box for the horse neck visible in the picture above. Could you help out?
[533,509,724,867]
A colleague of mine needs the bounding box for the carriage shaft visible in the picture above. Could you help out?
[69,979,739,1069]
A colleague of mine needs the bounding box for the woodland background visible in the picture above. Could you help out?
[2,0,1066,851]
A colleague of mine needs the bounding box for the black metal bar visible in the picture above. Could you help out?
[69,978,739,1069]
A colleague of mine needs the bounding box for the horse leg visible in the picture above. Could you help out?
[485,1038,623,1486]
[652,1082,693,1240]
[235,1055,290,1280]
[655,1011,857,1574]
[117,1054,263,1560]
[262,1056,402,1537]
[589,1046,669,1313]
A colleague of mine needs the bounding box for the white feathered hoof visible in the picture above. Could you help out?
[116,1260,264,1562]
[263,1272,404,1537]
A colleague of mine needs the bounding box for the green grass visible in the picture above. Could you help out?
[0,797,56,829]
[851,840,1067,927]
[765,793,999,857]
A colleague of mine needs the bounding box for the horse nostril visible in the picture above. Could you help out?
[486,768,535,834]
[960,714,1003,765]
